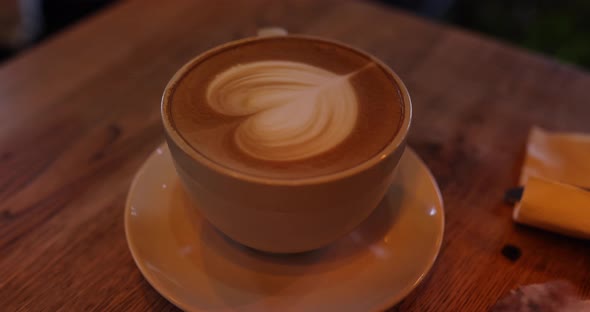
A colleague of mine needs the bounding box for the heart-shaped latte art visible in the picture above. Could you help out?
[207,60,363,161]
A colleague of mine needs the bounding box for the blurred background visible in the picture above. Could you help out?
[1,0,589,69]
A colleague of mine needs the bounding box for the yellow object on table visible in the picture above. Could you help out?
[515,127,590,239]
[514,176,590,239]
[521,127,590,188]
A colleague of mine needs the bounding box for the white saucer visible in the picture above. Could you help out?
[125,144,444,312]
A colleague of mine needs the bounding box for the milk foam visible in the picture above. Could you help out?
[206,60,365,161]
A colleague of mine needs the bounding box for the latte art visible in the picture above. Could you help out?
[169,37,404,179]
[207,61,366,161]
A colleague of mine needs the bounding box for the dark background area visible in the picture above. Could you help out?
[391,0,590,69]
[422,0,590,69]
[1,0,589,69]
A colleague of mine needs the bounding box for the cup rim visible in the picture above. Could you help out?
[161,34,412,186]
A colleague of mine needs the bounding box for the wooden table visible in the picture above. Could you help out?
[1,0,589,310]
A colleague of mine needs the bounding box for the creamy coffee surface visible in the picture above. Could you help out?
[168,37,404,179]
[207,60,364,162]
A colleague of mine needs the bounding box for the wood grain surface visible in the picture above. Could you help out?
[1,0,589,311]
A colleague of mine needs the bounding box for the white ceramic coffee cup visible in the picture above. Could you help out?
[162,34,412,253]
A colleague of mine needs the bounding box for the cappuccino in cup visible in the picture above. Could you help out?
[162,35,411,253]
